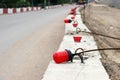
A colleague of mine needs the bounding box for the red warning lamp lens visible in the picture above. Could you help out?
[73,36,82,42]
[53,50,73,63]
[64,19,72,23]
[69,10,74,15]
[73,23,78,27]
[53,50,69,63]
[71,16,75,19]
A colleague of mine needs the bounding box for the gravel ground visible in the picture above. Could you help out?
[82,3,120,80]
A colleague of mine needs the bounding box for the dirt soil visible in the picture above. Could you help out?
[82,3,120,80]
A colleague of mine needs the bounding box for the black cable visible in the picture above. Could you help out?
[82,31,120,41]
[76,48,120,54]
[81,22,120,40]
[74,48,120,63]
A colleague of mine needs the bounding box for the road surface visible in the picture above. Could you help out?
[0,5,76,80]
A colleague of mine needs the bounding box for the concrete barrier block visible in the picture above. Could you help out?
[20,8,23,12]
[8,8,12,14]
[23,8,26,12]
[46,6,49,9]
[13,8,17,13]
[28,7,31,11]
[38,7,41,10]
[26,7,29,11]
[0,9,3,14]
[3,8,8,14]
[31,7,34,11]
[41,7,110,80]
[16,8,20,13]
[42,35,108,80]
[34,7,36,10]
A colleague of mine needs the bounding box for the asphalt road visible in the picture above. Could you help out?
[0,5,76,80]
[0,5,71,53]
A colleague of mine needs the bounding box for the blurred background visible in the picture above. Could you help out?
[0,0,76,8]
[95,0,120,8]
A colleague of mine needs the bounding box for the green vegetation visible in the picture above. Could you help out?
[0,0,73,8]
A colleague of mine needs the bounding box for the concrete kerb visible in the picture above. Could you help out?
[41,7,110,80]
[42,59,109,80]
[0,5,61,15]
[65,15,90,34]
[46,5,62,9]
[42,35,110,80]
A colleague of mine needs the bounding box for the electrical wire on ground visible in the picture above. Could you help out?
[75,27,120,41]
[73,48,120,63]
